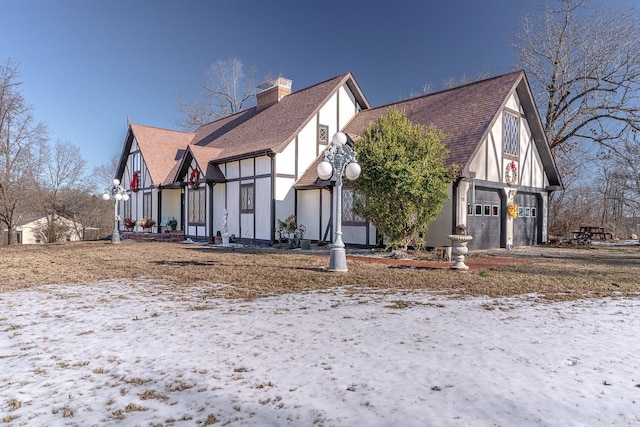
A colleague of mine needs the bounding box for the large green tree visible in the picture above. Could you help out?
[350,108,453,250]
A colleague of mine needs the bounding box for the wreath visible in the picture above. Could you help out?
[130,172,139,192]
[189,169,200,190]
[505,161,518,186]
[507,202,518,219]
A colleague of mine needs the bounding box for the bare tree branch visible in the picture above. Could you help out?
[174,57,258,130]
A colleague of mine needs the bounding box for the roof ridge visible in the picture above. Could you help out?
[372,69,524,111]
[130,122,194,135]
[194,73,352,130]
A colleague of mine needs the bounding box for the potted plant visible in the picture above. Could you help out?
[168,217,178,231]
[277,215,298,248]
[124,218,135,232]
[136,218,155,231]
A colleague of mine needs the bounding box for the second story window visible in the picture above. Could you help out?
[503,112,519,156]
[133,152,141,172]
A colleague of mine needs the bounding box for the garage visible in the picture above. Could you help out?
[467,188,502,250]
[513,193,539,247]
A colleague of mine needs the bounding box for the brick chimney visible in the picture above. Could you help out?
[256,77,292,110]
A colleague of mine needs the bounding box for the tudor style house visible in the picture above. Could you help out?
[114,70,561,250]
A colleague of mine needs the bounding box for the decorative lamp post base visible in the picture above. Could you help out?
[111,229,121,244]
[328,246,348,272]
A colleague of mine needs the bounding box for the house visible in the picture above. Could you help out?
[2,214,86,245]
[116,74,370,243]
[113,70,561,250]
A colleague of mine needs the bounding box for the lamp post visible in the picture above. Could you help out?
[102,178,130,244]
[317,132,361,271]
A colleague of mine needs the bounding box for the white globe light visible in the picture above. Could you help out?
[345,162,361,180]
[112,178,120,186]
[115,193,123,201]
[122,194,130,201]
[317,161,333,180]
[332,132,347,146]
[102,193,110,201]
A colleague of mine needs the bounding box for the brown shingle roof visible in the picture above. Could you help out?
[190,73,367,162]
[129,124,194,186]
[343,70,524,169]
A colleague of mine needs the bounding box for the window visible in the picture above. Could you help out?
[467,204,473,215]
[475,204,482,216]
[342,188,365,223]
[240,184,254,213]
[503,112,519,156]
[123,198,131,220]
[524,207,531,217]
[531,207,537,218]
[188,188,206,224]
[133,152,141,172]
[484,205,491,216]
[318,125,329,145]
[518,206,524,217]
[143,192,152,220]
[492,205,499,216]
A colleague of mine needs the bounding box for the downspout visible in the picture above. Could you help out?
[270,154,276,244]
[157,187,162,231]
[452,178,461,234]
[209,182,215,242]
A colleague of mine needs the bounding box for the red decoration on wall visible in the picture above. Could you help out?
[130,172,139,192]
[189,169,199,190]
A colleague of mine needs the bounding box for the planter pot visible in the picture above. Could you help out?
[447,234,473,270]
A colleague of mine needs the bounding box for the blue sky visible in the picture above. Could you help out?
[0,0,623,174]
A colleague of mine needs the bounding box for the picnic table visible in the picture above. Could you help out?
[572,226,613,241]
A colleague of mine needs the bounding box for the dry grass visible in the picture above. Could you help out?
[1,240,639,301]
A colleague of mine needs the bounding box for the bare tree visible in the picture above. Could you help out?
[92,154,119,190]
[31,140,91,239]
[441,67,494,90]
[0,59,48,244]
[174,57,258,129]
[514,0,640,170]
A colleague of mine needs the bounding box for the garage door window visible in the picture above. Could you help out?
[475,204,482,216]
[492,205,499,216]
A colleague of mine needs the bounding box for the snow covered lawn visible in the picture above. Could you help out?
[1,280,639,426]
